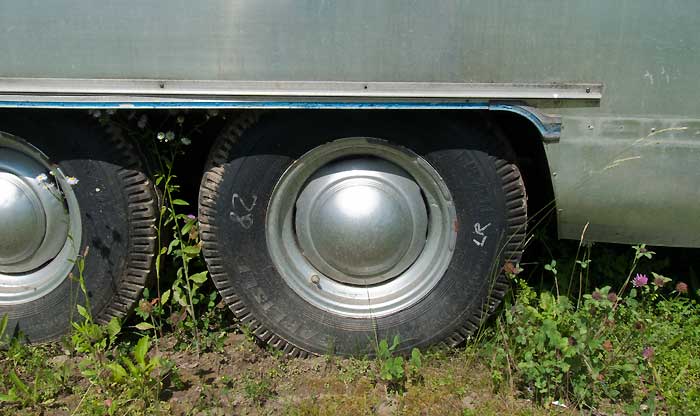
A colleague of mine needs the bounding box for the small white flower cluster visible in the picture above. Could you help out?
[36,171,56,188]
[156,131,191,146]
[156,131,175,142]
[66,177,79,186]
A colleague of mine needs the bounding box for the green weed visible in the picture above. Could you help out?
[376,335,423,393]
[244,373,274,406]
[485,244,699,413]
[68,245,172,415]
[0,343,71,409]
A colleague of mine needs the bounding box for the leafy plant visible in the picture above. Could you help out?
[107,336,159,382]
[543,260,558,276]
[408,347,424,384]
[376,335,423,393]
[378,336,404,389]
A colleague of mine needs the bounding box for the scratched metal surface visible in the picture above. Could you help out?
[1,0,700,246]
[0,0,698,116]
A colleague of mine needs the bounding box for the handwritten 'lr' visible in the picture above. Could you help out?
[473,222,491,247]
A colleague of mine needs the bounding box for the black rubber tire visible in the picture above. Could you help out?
[199,111,526,356]
[0,111,157,342]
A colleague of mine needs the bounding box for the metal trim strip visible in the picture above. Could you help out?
[0,78,602,101]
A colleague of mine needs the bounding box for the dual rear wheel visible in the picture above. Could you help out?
[0,111,526,355]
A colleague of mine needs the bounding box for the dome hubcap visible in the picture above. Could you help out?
[266,137,457,318]
[0,148,71,274]
[0,174,47,266]
[295,158,427,285]
[0,134,80,305]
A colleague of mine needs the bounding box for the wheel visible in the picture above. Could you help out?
[199,111,526,356]
[0,111,157,342]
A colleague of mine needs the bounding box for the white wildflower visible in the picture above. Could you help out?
[180,137,191,146]
[157,132,165,141]
[165,131,175,142]
[65,176,79,186]
[177,115,185,124]
[35,173,48,183]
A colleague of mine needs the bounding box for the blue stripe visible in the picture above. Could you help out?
[0,100,489,109]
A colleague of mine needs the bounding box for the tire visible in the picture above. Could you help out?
[199,111,526,356]
[0,111,157,342]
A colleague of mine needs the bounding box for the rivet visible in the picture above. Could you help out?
[310,274,320,285]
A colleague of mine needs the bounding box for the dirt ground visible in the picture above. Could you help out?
[23,332,572,416]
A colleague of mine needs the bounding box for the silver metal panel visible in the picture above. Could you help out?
[547,117,700,247]
[1,0,698,116]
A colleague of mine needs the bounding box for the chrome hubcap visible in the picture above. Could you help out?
[0,133,81,304]
[295,158,427,285]
[267,138,456,318]
[0,148,71,273]
[0,174,46,266]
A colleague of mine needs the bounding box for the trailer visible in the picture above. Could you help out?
[1,1,698,355]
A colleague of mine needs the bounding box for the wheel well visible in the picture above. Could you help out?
[486,110,556,231]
